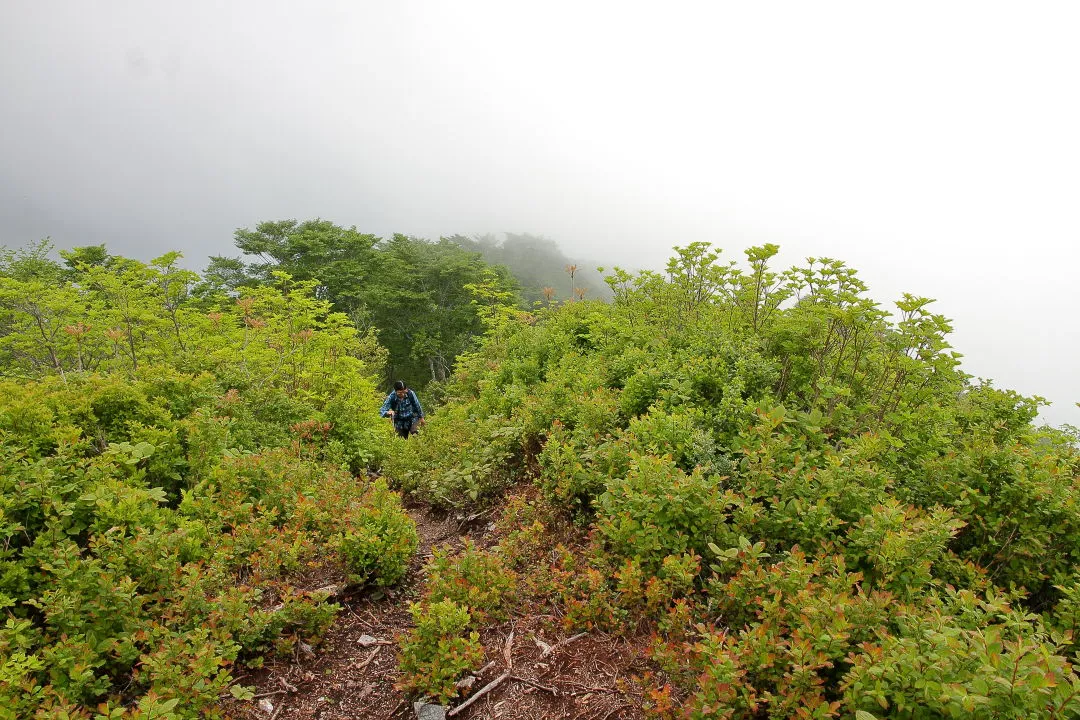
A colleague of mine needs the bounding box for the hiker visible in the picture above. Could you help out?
[380,380,425,438]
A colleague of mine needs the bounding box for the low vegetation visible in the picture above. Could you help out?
[2,234,1078,718]
[0,244,411,717]
[384,242,1080,717]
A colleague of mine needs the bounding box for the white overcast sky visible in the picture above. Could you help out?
[1,1,1077,427]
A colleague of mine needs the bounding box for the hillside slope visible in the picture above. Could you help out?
[382,242,1080,718]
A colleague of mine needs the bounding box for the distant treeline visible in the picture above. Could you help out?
[202,221,605,386]
[449,232,612,305]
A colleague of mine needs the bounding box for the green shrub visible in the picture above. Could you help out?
[613,553,701,620]
[130,626,236,713]
[124,422,190,499]
[324,387,385,471]
[536,422,617,516]
[0,646,46,719]
[337,479,418,587]
[516,356,619,438]
[0,253,392,717]
[0,417,384,715]
[382,405,525,509]
[842,597,1080,718]
[1045,575,1080,655]
[494,494,561,569]
[133,366,218,420]
[561,565,627,633]
[846,500,965,598]
[596,453,732,574]
[624,408,731,476]
[619,367,664,418]
[656,550,893,718]
[0,379,81,459]
[425,540,518,623]
[397,600,484,703]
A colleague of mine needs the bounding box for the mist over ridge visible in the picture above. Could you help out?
[1,1,1077,428]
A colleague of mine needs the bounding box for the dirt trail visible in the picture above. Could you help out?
[223,502,648,720]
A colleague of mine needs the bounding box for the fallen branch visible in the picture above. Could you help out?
[346,606,371,626]
[510,674,560,695]
[455,509,492,531]
[448,629,515,717]
[541,632,588,658]
[502,628,515,667]
[448,670,511,717]
[356,646,382,671]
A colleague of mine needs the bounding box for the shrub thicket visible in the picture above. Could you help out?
[0,248,413,717]
[383,243,1080,716]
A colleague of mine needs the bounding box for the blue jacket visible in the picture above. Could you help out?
[380,389,424,423]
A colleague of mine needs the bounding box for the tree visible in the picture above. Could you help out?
[217,221,521,387]
[59,244,113,274]
[228,219,383,314]
[198,255,252,299]
[367,236,518,383]
[0,241,84,376]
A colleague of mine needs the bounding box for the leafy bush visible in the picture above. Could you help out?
[655,550,893,718]
[910,430,1080,604]
[337,478,418,587]
[536,422,628,517]
[8,240,1080,716]
[382,404,526,508]
[493,494,560,568]
[596,453,732,574]
[396,599,484,703]
[623,408,731,476]
[846,500,965,598]
[0,374,389,715]
[373,243,1080,716]
[842,595,1080,718]
[424,540,518,623]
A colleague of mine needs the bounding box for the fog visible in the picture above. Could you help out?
[2,1,1077,428]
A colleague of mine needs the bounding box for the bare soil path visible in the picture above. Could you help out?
[222,501,649,720]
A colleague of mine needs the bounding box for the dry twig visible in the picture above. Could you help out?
[509,675,560,695]
[448,629,515,717]
[540,632,588,658]
[383,698,406,719]
[357,646,382,671]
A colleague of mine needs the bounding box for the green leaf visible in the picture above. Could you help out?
[131,441,155,459]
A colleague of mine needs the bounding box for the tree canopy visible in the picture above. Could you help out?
[205,220,519,385]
